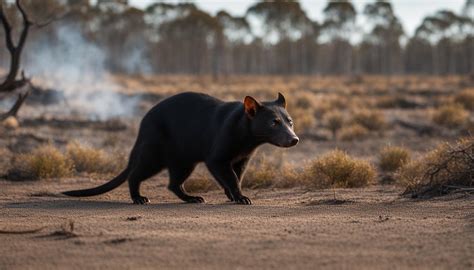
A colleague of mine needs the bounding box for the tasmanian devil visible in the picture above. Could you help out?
[63,92,299,205]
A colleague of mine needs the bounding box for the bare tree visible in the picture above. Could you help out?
[0,0,32,121]
[0,0,61,121]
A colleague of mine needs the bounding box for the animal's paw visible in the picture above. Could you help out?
[234,195,252,205]
[186,196,205,203]
[132,196,150,205]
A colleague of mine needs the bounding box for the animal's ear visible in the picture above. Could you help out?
[276,92,286,108]
[244,96,262,118]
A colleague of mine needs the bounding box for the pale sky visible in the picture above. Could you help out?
[128,0,468,36]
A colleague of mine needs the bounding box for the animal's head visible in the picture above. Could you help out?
[244,93,299,148]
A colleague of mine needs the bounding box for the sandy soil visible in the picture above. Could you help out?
[0,179,473,270]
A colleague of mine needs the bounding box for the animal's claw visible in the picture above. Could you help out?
[132,196,150,205]
[234,196,252,205]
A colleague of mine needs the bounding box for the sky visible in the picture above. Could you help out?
[128,0,468,36]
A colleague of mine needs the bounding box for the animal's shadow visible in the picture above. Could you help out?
[5,198,263,212]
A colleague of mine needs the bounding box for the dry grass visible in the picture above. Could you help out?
[7,143,127,181]
[288,107,316,133]
[293,91,319,110]
[379,146,411,173]
[303,150,376,189]
[324,110,344,139]
[339,124,369,141]
[8,145,74,180]
[396,137,474,198]
[66,141,125,174]
[183,175,218,193]
[243,151,306,189]
[454,88,474,111]
[432,103,469,128]
[351,109,386,132]
[242,155,276,189]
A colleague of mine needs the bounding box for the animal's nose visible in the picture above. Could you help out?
[290,136,299,146]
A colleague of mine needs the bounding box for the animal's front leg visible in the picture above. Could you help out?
[224,159,250,201]
[206,161,252,205]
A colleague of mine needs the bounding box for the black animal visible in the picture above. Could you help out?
[63,92,299,205]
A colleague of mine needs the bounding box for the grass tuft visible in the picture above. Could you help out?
[339,124,369,141]
[378,146,411,173]
[432,103,469,128]
[8,145,73,180]
[351,109,386,131]
[454,88,474,111]
[303,150,376,189]
[324,111,344,139]
[66,141,122,174]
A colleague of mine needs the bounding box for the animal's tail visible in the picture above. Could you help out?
[62,167,130,197]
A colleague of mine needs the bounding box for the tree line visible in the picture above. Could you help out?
[0,0,473,76]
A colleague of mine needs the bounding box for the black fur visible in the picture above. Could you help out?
[63,92,299,205]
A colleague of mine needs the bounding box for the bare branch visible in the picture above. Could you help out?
[0,91,29,121]
[14,0,31,60]
[33,11,68,29]
[0,1,15,53]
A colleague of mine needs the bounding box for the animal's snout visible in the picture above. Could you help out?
[289,136,299,146]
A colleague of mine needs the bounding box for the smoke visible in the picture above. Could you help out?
[25,25,141,120]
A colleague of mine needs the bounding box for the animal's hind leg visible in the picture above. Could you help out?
[128,162,162,205]
[168,164,205,203]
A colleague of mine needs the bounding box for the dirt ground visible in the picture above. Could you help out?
[0,179,472,270]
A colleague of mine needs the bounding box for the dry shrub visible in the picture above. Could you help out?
[184,175,218,193]
[242,155,276,189]
[303,150,376,189]
[376,95,420,109]
[379,146,411,173]
[313,102,331,118]
[351,109,386,131]
[274,163,307,188]
[454,88,474,111]
[8,145,73,180]
[396,138,474,198]
[339,124,369,141]
[327,95,349,110]
[293,91,318,110]
[242,153,304,189]
[289,107,316,133]
[66,142,120,174]
[324,110,344,139]
[432,103,469,128]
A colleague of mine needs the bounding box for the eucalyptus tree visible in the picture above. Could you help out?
[246,0,318,74]
[361,1,404,74]
[413,9,473,74]
[216,11,252,74]
[158,6,222,75]
[321,0,357,74]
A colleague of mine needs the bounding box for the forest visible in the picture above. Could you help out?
[0,0,473,76]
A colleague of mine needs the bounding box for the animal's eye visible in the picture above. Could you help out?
[288,118,293,125]
[271,119,281,126]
